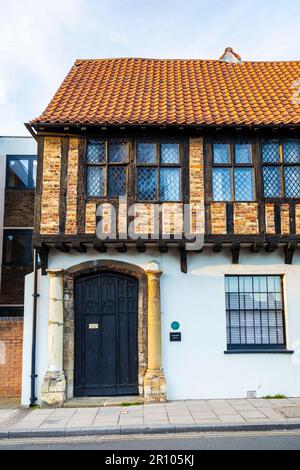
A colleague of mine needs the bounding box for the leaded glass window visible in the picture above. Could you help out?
[235,144,252,164]
[213,144,230,164]
[284,167,300,198]
[263,167,281,198]
[225,275,286,350]
[136,140,181,201]
[137,168,158,200]
[212,168,232,201]
[262,140,300,198]
[160,168,181,201]
[137,142,156,163]
[212,142,254,201]
[262,141,280,163]
[234,168,254,201]
[86,139,129,197]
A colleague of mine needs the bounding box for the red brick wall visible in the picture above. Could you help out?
[4,189,35,227]
[0,266,32,304]
[0,318,23,397]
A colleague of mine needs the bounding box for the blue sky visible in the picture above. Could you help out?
[0,0,299,135]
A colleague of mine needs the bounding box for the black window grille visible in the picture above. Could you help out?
[86,139,129,197]
[136,140,181,202]
[262,140,300,198]
[6,155,37,189]
[225,275,286,351]
[212,143,255,202]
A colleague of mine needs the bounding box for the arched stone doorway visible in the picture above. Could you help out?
[63,260,148,399]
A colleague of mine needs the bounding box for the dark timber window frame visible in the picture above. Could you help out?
[2,229,33,266]
[85,137,184,203]
[135,139,183,203]
[86,138,130,199]
[262,139,300,202]
[6,155,37,189]
[225,275,288,353]
[211,142,256,203]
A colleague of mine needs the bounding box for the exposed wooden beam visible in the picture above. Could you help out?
[232,242,240,264]
[158,241,168,253]
[251,241,263,253]
[213,243,222,253]
[72,242,87,253]
[136,240,146,253]
[179,245,187,274]
[285,242,297,265]
[115,243,127,253]
[55,242,69,253]
[266,240,278,253]
[93,242,107,253]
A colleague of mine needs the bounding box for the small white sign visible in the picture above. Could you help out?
[89,323,99,329]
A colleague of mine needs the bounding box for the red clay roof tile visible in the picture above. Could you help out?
[31,58,300,126]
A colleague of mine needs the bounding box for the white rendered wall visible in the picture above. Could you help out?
[21,271,49,405]
[22,247,300,404]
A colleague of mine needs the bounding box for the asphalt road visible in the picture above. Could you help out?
[0,431,300,450]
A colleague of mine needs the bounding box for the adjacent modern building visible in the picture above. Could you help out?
[0,136,36,398]
[21,48,300,406]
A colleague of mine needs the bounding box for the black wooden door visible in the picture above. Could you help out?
[74,273,138,397]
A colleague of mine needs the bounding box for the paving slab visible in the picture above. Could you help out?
[259,408,286,421]
[248,399,275,408]
[290,398,300,405]
[193,418,220,424]
[218,414,246,424]
[239,410,267,419]
[1,398,300,438]
[168,417,194,424]
[227,400,257,411]
[191,411,218,419]
[278,406,300,418]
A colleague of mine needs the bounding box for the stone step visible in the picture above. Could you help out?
[63,396,144,408]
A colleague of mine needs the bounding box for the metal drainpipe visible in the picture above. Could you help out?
[30,249,39,407]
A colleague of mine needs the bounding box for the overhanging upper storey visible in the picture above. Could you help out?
[26,50,300,270]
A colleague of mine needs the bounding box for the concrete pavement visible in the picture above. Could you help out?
[1,398,300,439]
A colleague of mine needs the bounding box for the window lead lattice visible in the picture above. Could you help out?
[160,142,179,164]
[263,167,281,198]
[283,142,300,163]
[108,167,127,196]
[262,141,280,163]
[87,139,106,163]
[235,143,252,164]
[234,168,254,201]
[212,168,232,201]
[87,166,105,197]
[213,143,230,164]
[284,167,300,198]
[136,168,158,201]
[108,139,129,163]
[160,168,181,201]
[137,142,156,163]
